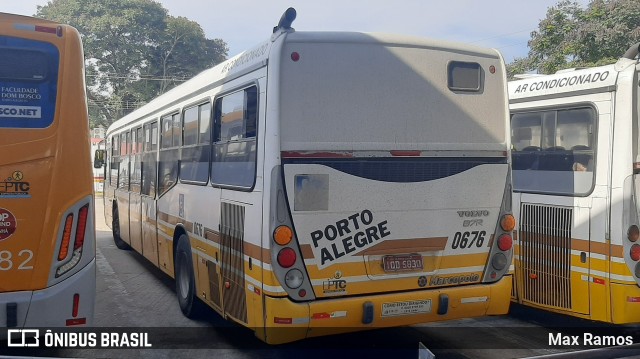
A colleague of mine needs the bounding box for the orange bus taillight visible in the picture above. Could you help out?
[74,205,89,250]
[274,225,293,246]
[58,214,74,260]
[56,204,90,277]
[500,214,516,232]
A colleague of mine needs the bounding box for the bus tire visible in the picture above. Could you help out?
[175,234,201,318]
[112,205,130,250]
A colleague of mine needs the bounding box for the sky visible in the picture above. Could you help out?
[3,0,591,64]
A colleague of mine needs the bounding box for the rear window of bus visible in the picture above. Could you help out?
[0,36,59,129]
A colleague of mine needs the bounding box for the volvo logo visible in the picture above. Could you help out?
[457,210,490,218]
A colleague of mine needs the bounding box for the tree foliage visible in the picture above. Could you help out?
[508,0,640,78]
[36,0,228,127]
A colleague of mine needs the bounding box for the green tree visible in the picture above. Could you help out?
[36,0,228,127]
[508,0,640,77]
[153,16,227,94]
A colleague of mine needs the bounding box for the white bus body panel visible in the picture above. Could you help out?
[279,32,508,152]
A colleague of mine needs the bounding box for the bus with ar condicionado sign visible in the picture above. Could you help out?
[509,42,640,324]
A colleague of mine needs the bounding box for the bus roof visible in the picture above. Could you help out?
[508,63,619,103]
[0,12,59,25]
[284,31,502,59]
[108,37,271,133]
[109,31,503,133]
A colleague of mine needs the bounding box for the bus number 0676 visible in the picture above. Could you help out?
[451,231,486,249]
[0,249,34,270]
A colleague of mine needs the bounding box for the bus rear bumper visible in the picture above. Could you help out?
[261,275,511,344]
[0,259,96,333]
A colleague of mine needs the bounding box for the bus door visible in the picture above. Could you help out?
[115,131,132,245]
[141,122,159,266]
[211,85,261,324]
[128,127,144,252]
[104,137,117,227]
[513,102,608,316]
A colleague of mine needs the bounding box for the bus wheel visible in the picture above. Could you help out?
[112,206,130,250]
[175,234,200,318]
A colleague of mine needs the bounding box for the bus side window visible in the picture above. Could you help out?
[159,114,179,195]
[142,121,158,198]
[180,102,211,184]
[118,132,130,190]
[211,86,258,189]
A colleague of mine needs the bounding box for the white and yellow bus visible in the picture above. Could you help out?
[509,43,640,323]
[101,9,514,344]
[0,13,95,329]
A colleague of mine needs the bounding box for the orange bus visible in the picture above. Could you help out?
[0,13,95,329]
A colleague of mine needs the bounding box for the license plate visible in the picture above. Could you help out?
[381,254,423,272]
[382,300,431,317]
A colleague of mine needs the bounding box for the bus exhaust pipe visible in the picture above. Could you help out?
[273,7,296,33]
[622,42,640,59]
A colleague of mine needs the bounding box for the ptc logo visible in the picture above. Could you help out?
[12,171,24,181]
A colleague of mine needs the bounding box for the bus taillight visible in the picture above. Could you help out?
[274,225,293,246]
[631,244,640,261]
[269,166,316,301]
[285,269,304,289]
[35,25,57,34]
[55,203,91,278]
[58,214,74,260]
[72,293,80,317]
[277,248,297,268]
[14,23,64,37]
[67,293,87,327]
[628,225,639,242]
[483,175,515,283]
[497,234,513,251]
[74,205,89,250]
[500,214,516,232]
[491,253,508,271]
